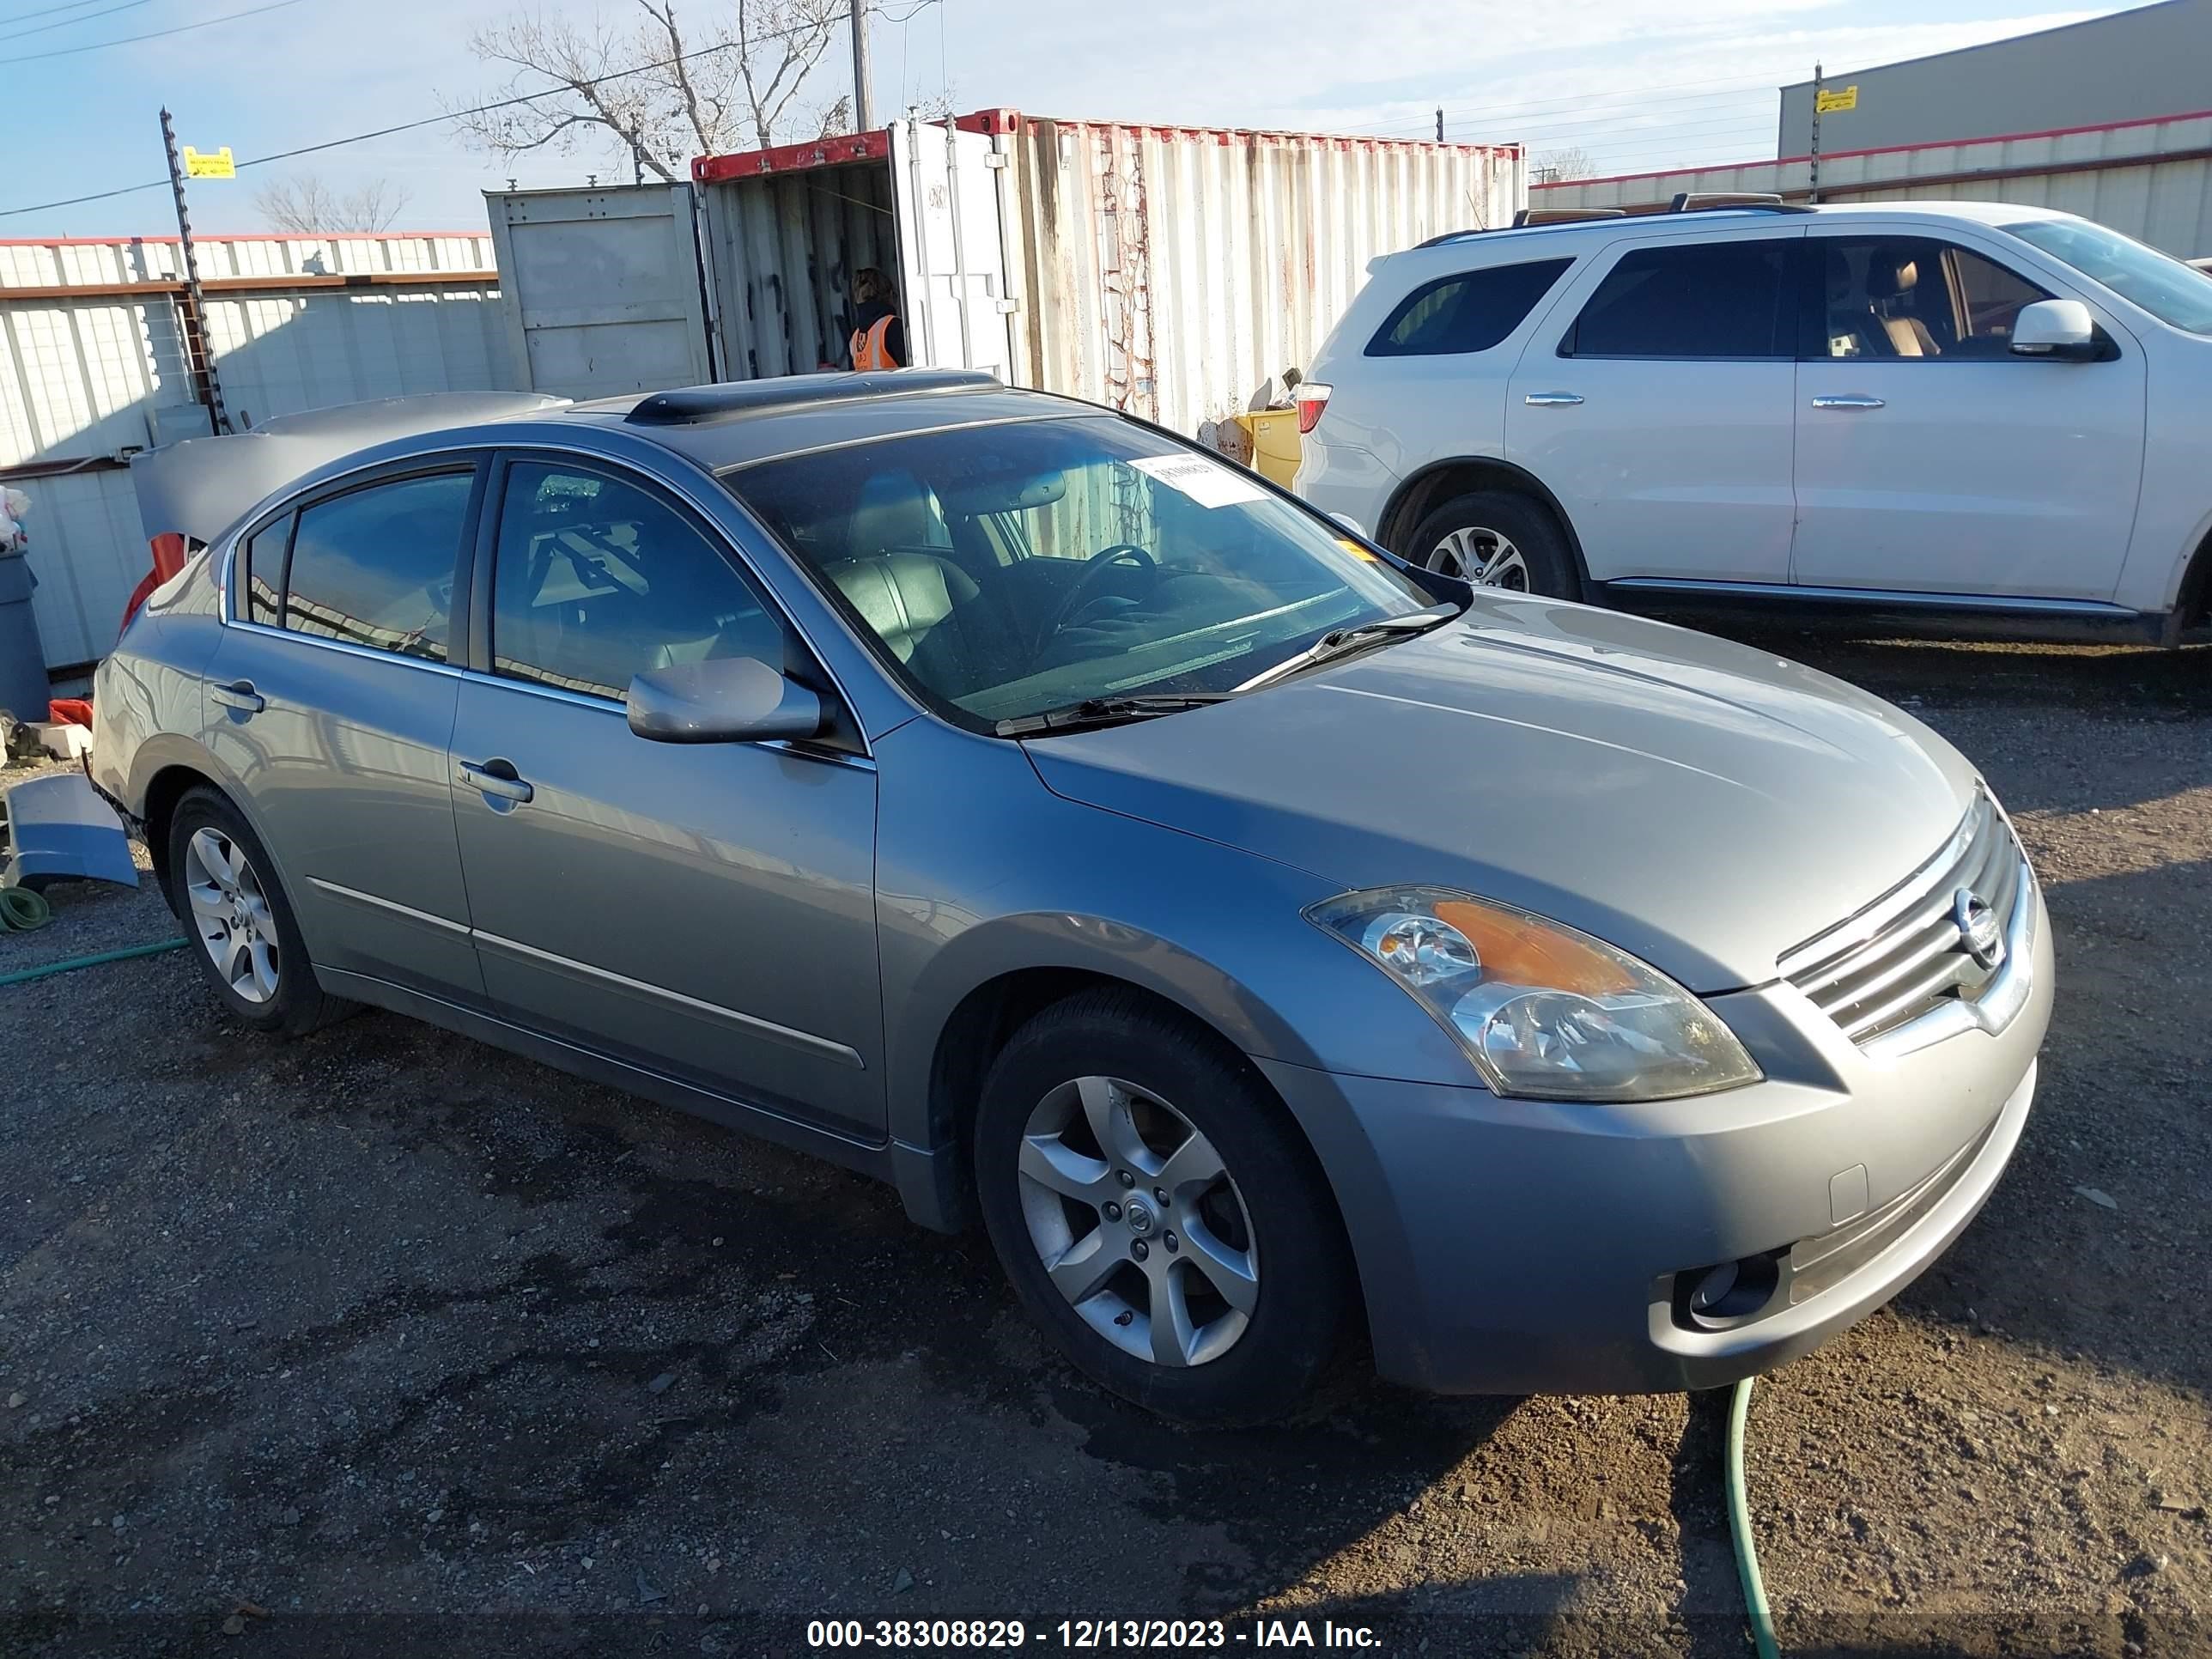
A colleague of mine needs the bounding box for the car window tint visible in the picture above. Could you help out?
[1367,259,1573,356]
[283,472,471,661]
[243,515,288,626]
[1816,236,2051,360]
[489,461,785,702]
[1567,240,1790,358]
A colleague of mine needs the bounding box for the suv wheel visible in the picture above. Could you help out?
[973,989,1352,1426]
[167,787,349,1037]
[1408,490,1580,599]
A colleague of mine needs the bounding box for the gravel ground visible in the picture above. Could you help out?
[3,637,2209,1658]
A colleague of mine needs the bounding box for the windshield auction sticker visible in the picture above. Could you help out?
[1127,453,1272,510]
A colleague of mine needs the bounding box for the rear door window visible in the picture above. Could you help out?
[1563,240,1793,359]
[282,471,474,661]
[1366,259,1574,356]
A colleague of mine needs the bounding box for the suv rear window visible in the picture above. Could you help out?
[1564,240,1791,359]
[1366,259,1573,356]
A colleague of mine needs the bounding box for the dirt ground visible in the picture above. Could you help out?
[3,635,2209,1659]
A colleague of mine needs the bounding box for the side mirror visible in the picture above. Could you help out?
[627,656,825,744]
[2009,299,2100,362]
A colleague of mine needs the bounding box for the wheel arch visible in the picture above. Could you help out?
[1376,455,1589,584]
[894,918,1345,1234]
[2165,516,2212,641]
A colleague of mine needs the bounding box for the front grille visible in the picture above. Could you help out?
[1779,794,2025,1045]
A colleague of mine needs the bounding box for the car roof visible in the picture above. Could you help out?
[1406,198,2075,258]
[137,375,1104,546]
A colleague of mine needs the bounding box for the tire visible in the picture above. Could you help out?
[166,787,349,1037]
[1406,489,1581,599]
[973,988,1352,1426]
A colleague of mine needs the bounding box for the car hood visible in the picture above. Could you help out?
[1021,598,1978,992]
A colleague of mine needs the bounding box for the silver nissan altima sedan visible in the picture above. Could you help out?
[92,372,2050,1425]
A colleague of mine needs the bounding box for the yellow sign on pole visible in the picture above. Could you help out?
[1814,85,1859,115]
[182,146,236,180]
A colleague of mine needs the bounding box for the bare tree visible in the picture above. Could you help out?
[253,173,414,233]
[447,0,848,185]
[1531,145,1596,184]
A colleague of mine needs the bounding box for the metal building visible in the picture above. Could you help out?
[1777,0,2212,156]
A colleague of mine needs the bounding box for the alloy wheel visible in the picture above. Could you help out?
[1429,525,1531,590]
[184,826,281,1005]
[1015,1075,1260,1367]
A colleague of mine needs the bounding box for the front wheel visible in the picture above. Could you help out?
[1407,489,1581,599]
[973,989,1352,1425]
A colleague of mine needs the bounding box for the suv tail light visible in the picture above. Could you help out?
[1294,382,1333,435]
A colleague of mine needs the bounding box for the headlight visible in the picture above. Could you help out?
[1306,887,1761,1103]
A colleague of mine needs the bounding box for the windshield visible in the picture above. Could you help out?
[2003,218,2212,336]
[726,416,1437,727]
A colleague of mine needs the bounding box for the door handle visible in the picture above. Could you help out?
[1522,392,1584,407]
[456,760,534,805]
[210,680,264,714]
[1810,394,1887,410]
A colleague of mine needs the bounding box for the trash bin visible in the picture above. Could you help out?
[1229,409,1303,489]
[0,550,52,724]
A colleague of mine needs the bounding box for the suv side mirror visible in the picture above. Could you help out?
[2009,299,2100,362]
[627,655,825,744]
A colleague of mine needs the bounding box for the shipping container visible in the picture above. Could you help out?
[485,111,1523,444]
[1530,109,2212,259]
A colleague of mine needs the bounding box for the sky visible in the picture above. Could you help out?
[0,0,2130,239]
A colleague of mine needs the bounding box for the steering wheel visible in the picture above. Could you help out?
[1031,544,1158,659]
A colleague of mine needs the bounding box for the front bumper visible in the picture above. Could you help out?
[1258,880,2051,1395]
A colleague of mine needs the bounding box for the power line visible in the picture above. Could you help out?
[0,0,143,39]
[1,12,856,220]
[0,0,115,24]
[15,0,301,61]
[1363,68,1788,135]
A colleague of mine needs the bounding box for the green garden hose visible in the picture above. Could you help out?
[0,886,52,930]
[0,936,188,987]
[1726,1376,1783,1659]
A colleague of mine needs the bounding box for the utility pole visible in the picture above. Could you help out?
[1808,60,1823,204]
[851,0,876,131]
[159,107,228,436]
[1435,106,1443,143]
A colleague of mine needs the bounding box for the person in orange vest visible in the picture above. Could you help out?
[848,267,907,371]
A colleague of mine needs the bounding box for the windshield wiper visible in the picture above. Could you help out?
[996,694,1236,737]
[1233,604,1462,692]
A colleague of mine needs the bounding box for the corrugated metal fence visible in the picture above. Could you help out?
[2,233,507,673]
[1530,110,2212,259]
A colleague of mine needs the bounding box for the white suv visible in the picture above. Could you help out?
[1294,201,2212,643]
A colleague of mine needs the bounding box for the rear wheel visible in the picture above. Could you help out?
[973,988,1352,1425]
[1407,489,1580,599]
[166,787,349,1037]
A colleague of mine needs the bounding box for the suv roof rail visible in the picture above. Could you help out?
[625,369,1000,427]
[1667,192,1809,214]
[1511,206,1626,227]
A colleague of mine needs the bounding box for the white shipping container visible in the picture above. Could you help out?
[485,111,1524,444]
[1529,110,2212,259]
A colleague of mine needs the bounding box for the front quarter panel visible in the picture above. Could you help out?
[872,716,1479,1148]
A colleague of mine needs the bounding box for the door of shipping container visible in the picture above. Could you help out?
[886,118,1016,382]
[485,185,715,399]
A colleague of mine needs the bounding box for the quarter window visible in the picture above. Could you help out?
[1814,236,2052,360]
[242,516,288,627]
[282,472,472,661]
[1366,259,1573,356]
[489,461,786,702]
[1565,240,1792,359]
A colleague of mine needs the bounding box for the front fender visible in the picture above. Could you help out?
[872,717,1477,1156]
